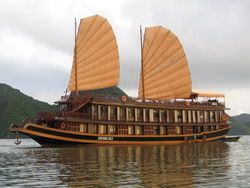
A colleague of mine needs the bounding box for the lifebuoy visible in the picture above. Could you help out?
[185,101,190,106]
[60,122,66,129]
[121,95,127,102]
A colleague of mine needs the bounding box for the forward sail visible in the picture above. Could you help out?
[68,15,120,91]
[138,26,192,99]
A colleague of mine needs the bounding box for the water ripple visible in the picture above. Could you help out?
[0,137,250,187]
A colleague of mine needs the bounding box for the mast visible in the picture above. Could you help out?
[140,26,145,100]
[74,18,79,96]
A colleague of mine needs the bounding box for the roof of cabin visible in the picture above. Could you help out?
[69,86,127,98]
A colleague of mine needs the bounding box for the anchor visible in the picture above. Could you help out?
[14,132,22,145]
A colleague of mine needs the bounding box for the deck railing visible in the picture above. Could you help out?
[57,111,91,119]
[89,94,225,107]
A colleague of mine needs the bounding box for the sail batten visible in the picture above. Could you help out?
[145,65,190,90]
[77,47,118,72]
[77,36,116,63]
[68,15,119,92]
[144,53,186,80]
[139,26,192,99]
[144,39,181,73]
[77,24,112,57]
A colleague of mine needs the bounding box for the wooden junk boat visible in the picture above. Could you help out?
[10,15,230,146]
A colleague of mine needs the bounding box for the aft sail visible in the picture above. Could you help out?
[138,26,192,99]
[68,15,120,92]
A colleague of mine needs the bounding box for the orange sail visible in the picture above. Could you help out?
[138,26,192,99]
[68,15,120,91]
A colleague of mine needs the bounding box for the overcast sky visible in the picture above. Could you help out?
[0,0,249,115]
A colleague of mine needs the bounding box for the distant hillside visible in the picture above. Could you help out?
[0,83,58,138]
[229,114,250,135]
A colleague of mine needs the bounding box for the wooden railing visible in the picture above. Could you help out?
[92,94,225,107]
[58,111,91,119]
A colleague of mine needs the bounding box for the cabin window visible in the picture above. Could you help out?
[215,111,219,122]
[159,110,166,122]
[176,126,182,134]
[188,110,192,123]
[174,110,182,123]
[167,126,176,135]
[174,110,178,122]
[108,124,116,134]
[128,125,134,135]
[68,122,79,132]
[197,111,200,123]
[198,111,204,123]
[182,110,186,123]
[199,111,204,123]
[192,111,197,123]
[210,111,215,122]
[137,108,143,122]
[100,106,108,120]
[178,110,182,122]
[185,126,193,134]
[127,107,135,121]
[149,109,154,122]
[109,106,117,121]
[119,107,126,121]
[219,111,222,122]
[169,110,174,123]
[135,125,143,135]
[117,125,128,135]
[92,105,98,120]
[204,111,209,123]
[160,126,166,135]
[144,109,150,122]
[98,124,107,134]
[144,125,157,135]
[219,111,224,122]
[88,124,97,133]
[153,109,159,122]
[185,110,189,123]
[166,110,170,122]
[80,123,87,133]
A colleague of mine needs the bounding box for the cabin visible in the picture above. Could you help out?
[54,87,228,137]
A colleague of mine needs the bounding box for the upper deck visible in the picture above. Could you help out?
[56,93,226,111]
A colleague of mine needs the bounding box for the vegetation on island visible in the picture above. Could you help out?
[229,114,250,135]
[0,83,58,138]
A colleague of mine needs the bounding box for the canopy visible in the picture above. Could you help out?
[191,91,225,98]
[138,26,192,99]
[68,15,120,91]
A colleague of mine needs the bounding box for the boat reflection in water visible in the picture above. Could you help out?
[0,141,230,187]
[21,142,228,187]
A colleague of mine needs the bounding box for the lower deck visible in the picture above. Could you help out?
[55,119,229,136]
[10,123,230,146]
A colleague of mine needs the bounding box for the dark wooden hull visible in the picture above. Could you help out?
[10,123,230,147]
